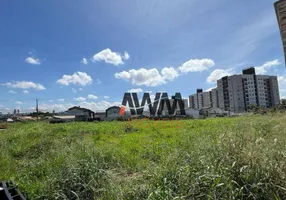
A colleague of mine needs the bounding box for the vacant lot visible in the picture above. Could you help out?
[0,114,286,199]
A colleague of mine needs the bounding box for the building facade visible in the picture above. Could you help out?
[65,106,96,118]
[189,89,212,110]
[217,68,280,113]
[106,106,121,118]
[275,0,286,64]
[211,88,219,108]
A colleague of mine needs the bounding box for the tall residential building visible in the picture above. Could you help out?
[275,0,286,63]
[189,89,212,110]
[211,88,219,108]
[217,67,280,113]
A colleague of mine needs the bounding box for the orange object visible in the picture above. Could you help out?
[119,106,125,116]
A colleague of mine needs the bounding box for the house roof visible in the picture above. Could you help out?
[106,106,120,111]
[68,106,95,113]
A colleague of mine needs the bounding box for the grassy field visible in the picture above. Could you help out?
[0,114,286,199]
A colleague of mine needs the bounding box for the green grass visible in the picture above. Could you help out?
[0,114,286,199]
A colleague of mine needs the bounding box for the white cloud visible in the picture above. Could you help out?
[72,88,77,93]
[104,96,110,99]
[79,88,83,91]
[161,67,179,81]
[78,101,121,112]
[38,103,68,112]
[74,97,86,102]
[23,90,29,94]
[127,88,143,93]
[255,59,281,75]
[25,57,41,65]
[206,69,234,84]
[15,101,23,105]
[178,59,215,73]
[57,72,93,86]
[92,48,129,66]
[115,68,167,87]
[145,91,152,94]
[123,51,130,60]
[57,99,65,102]
[36,100,121,112]
[81,57,88,65]
[8,90,17,94]
[4,81,46,90]
[88,94,98,100]
[48,100,54,102]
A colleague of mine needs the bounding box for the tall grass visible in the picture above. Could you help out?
[0,115,285,199]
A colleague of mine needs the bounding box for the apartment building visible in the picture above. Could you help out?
[217,68,280,113]
[275,0,286,64]
[189,89,212,110]
[211,88,219,108]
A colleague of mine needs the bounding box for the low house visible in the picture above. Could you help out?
[106,106,121,118]
[65,106,96,119]
[95,112,105,121]
[185,107,200,118]
[200,107,228,117]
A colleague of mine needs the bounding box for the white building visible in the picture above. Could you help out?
[217,68,280,113]
[275,0,286,63]
[189,89,212,110]
[212,88,219,108]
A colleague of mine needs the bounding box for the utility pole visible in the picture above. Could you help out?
[36,99,39,122]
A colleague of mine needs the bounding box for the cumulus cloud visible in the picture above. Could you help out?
[123,51,130,60]
[115,68,167,87]
[178,59,215,73]
[74,97,86,102]
[78,101,121,112]
[23,90,29,94]
[92,48,129,65]
[4,81,46,90]
[88,94,98,100]
[255,59,281,75]
[81,57,88,65]
[104,96,110,99]
[206,69,234,84]
[57,72,92,86]
[161,67,179,81]
[127,88,143,93]
[25,57,41,65]
[38,103,68,112]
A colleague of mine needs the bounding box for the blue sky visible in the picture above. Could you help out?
[0,0,285,113]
